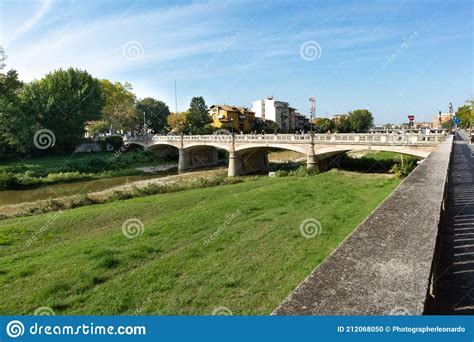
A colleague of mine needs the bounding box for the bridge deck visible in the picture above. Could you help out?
[273,136,453,315]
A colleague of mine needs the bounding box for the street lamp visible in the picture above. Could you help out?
[230,117,234,136]
[189,124,192,135]
[449,102,454,132]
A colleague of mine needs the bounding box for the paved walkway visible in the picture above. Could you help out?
[433,131,474,314]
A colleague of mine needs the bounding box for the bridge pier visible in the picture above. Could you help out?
[178,148,189,173]
[306,147,320,172]
[228,150,242,177]
[178,147,219,174]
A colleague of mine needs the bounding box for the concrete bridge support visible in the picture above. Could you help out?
[178,146,219,173]
[228,149,269,176]
[306,147,319,172]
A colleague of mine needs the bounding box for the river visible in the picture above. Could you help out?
[0,172,177,206]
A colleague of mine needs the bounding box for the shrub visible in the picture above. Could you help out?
[104,136,124,151]
[0,172,18,190]
[390,160,416,178]
[288,166,318,177]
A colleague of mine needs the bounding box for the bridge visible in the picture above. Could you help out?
[126,133,446,176]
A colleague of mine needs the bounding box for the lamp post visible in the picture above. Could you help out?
[230,117,234,136]
[449,102,454,132]
[309,96,315,144]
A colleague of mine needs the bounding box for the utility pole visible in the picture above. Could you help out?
[174,80,178,115]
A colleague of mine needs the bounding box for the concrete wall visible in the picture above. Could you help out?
[273,136,453,315]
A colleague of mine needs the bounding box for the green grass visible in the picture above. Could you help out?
[0,170,400,315]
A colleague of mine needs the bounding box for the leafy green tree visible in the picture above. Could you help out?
[187,96,211,133]
[348,109,374,132]
[136,97,170,133]
[20,68,103,153]
[167,112,188,134]
[334,116,351,133]
[455,105,473,128]
[314,118,335,133]
[100,80,138,131]
[0,69,30,154]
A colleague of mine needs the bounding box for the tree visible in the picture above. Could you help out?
[334,116,351,133]
[0,69,29,154]
[314,118,335,133]
[99,80,138,132]
[136,97,170,133]
[167,112,188,134]
[187,96,211,133]
[348,109,374,132]
[20,68,103,153]
[455,105,473,129]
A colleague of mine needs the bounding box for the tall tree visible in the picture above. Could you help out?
[348,109,374,132]
[0,69,29,154]
[314,118,335,132]
[20,68,103,153]
[99,80,138,132]
[334,116,351,133]
[456,104,473,128]
[167,112,188,134]
[187,96,211,133]
[136,97,170,133]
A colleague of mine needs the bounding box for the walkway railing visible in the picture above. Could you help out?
[129,133,446,146]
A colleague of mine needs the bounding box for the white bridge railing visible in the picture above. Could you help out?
[129,133,446,146]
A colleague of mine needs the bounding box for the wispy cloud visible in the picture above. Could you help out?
[5,0,53,46]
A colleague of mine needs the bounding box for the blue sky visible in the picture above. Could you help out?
[0,0,472,124]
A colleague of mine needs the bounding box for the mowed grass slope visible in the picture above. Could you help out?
[0,170,400,315]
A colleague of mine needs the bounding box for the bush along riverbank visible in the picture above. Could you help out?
[0,150,173,190]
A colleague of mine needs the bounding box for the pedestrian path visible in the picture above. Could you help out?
[434,131,474,314]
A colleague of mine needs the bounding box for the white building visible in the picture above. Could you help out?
[251,97,290,131]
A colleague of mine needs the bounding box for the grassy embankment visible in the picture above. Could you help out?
[0,170,400,315]
[0,150,171,190]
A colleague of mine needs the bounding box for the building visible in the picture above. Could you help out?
[432,112,454,129]
[413,121,433,129]
[332,114,348,123]
[209,105,255,133]
[289,110,310,132]
[252,97,290,131]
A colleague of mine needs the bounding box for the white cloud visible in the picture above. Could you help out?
[5,0,53,46]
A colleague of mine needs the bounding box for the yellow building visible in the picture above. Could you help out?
[209,105,255,133]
